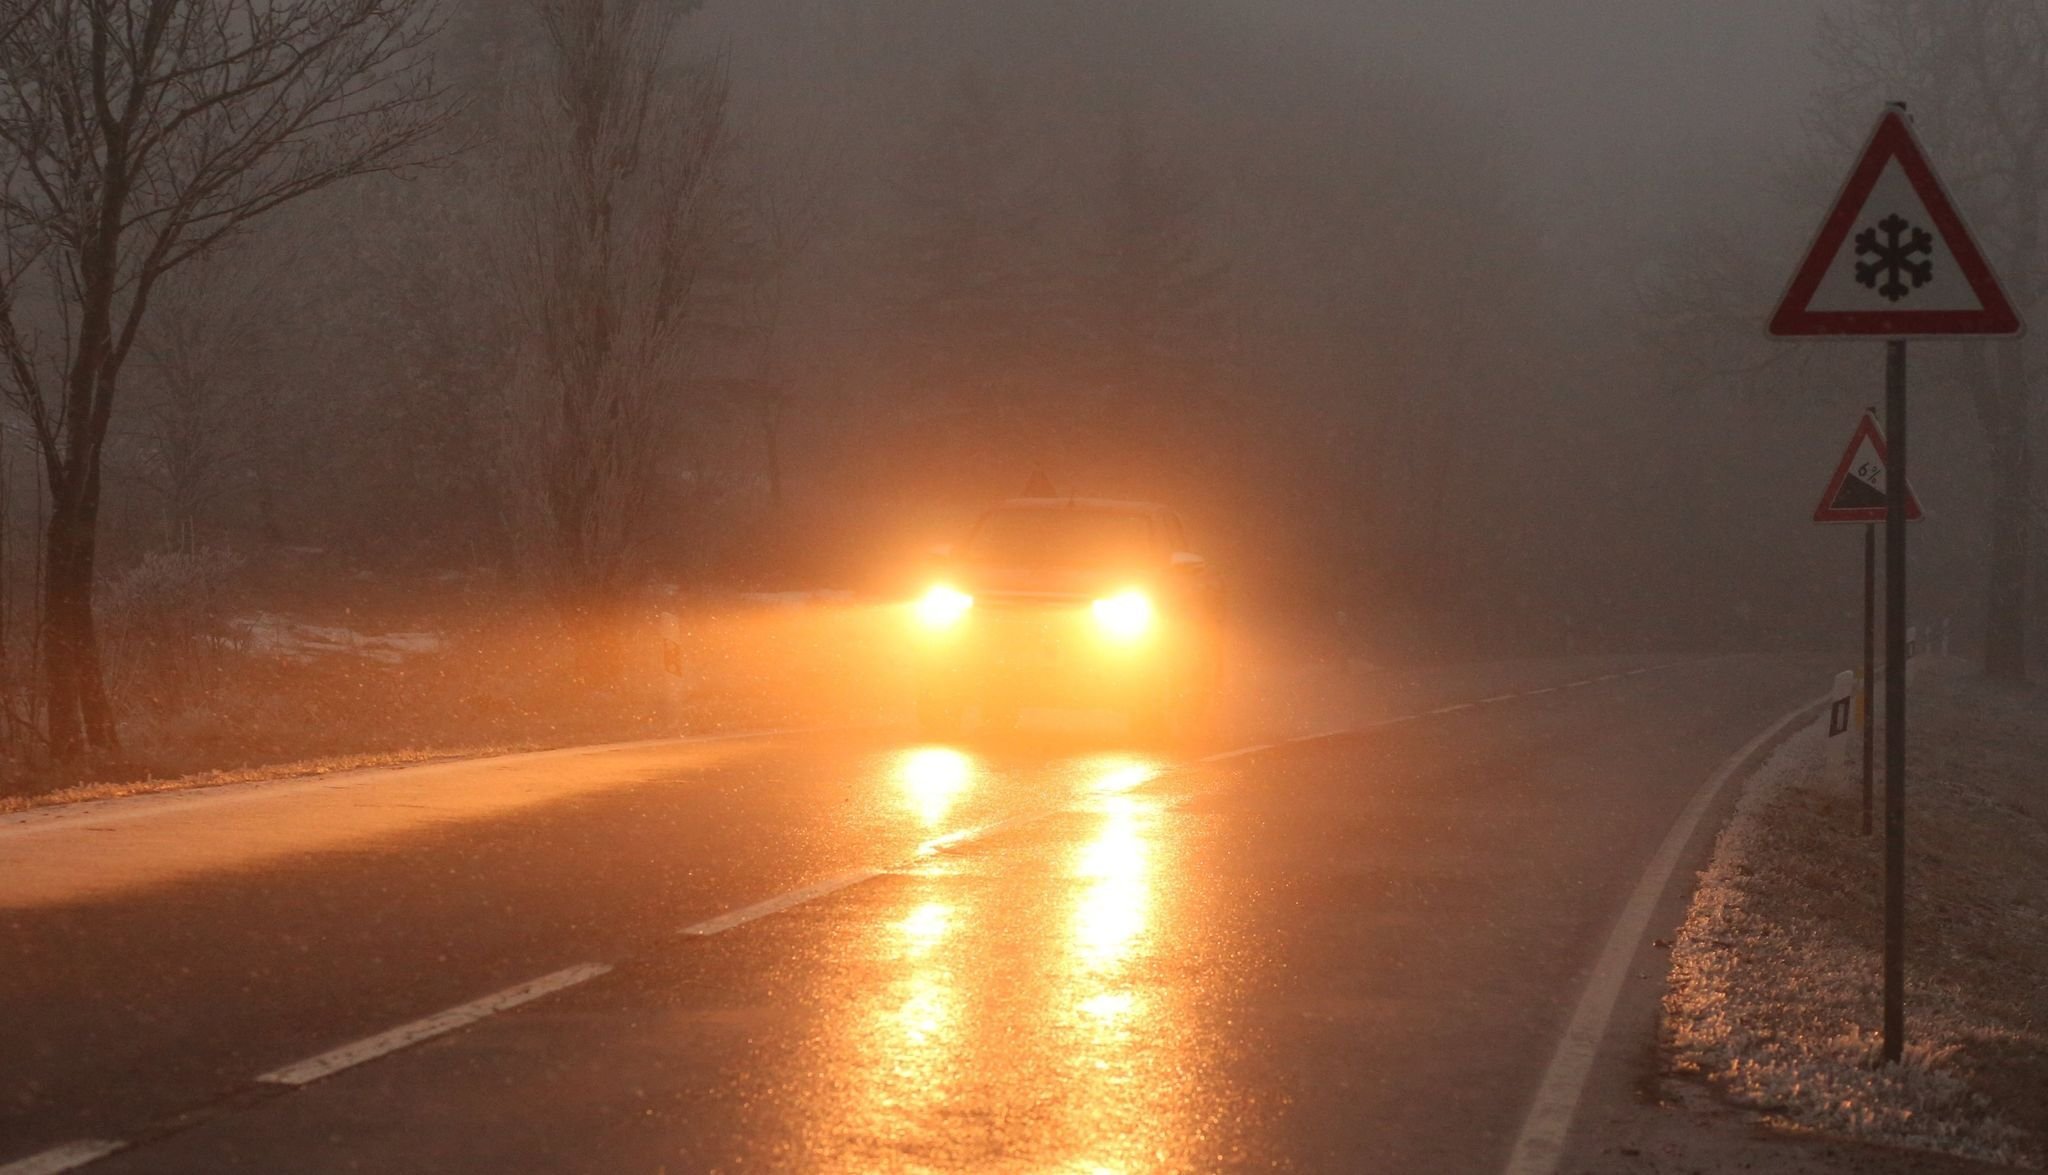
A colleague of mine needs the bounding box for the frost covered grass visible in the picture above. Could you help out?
[1,579,906,804]
[1665,665,2048,1168]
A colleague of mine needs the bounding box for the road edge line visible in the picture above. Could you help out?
[0,1141,127,1175]
[256,962,612,1087]
[1499,689,1829,1175]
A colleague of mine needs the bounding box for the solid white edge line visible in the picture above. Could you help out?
[257,962,612,1087]
[1499,690,1829,1175]
[0,1142,126,1175]
[680,868,884,937]
[0,723,862,837]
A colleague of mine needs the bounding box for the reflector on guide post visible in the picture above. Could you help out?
[1768,108,2020,339]
[1814,411,1922,523]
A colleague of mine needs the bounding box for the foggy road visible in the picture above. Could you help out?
[1,656,1826,1173]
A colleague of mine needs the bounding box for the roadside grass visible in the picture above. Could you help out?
[1665,664,2048,1168]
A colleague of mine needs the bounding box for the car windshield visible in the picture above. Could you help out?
[964,507,1157,568]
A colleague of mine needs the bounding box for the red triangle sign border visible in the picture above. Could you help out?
[1770,108,2021,338]
[1814,412,1924,523]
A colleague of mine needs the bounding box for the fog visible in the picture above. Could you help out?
[2,0,2041,775]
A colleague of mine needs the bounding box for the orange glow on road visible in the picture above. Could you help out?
[895,746,974,828]
[895,900,953,956]
[1054,764,1202,1174]
[792,753,1232,1170]
[1086,758,1159,795]
[1073,792,1155,973]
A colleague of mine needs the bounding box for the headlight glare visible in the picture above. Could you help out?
[1091,589,1154,640]
[915,584,973,629]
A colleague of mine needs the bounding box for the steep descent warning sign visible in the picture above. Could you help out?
[1815,411,1923,523]
[1770,107,2021,337]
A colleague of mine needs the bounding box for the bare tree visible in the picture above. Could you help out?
[122,250,277,550]
[500,0,736,612]
[0,0,452,760]
[1098,116,1225,405]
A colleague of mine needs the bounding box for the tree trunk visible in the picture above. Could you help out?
[40,478,118,761]
[1984,338,2031,681]
[41,499,88,761]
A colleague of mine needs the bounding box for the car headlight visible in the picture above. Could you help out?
[915,584,973,629]
[1091,589,1154,640]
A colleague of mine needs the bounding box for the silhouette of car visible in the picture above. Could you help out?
[909,497,1224,738]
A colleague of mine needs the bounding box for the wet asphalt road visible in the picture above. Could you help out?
[1,655,1825,1173]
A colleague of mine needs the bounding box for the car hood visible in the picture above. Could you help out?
[957,562,1157,601]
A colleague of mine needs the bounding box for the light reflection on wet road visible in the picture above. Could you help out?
[7,657,1831,1173]
[790,749,1210,1174]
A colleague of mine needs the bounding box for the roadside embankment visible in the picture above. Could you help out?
[1664,663,2048,1168]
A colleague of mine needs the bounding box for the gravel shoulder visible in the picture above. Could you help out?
[1651,662,2048,1170]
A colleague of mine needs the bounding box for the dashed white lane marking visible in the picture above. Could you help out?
[1526,687,1559,695]
[0,1142,126,1175]
[1477,694,1518,704]
[680,868,885,937]
[1500,690,1828,1175]
[257,963,612,1087]
[1429,702,1475,714]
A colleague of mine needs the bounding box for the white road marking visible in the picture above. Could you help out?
[680,868,885,936]
[1429,702,1475,714]
[917,807,1064,856]
[0,1142,126,1175]
[1500,691,1829,1175]
[1526,687,1559,696]
[257,963,612,1087]
[1477,694,1517,704]
[1196,742,1274,763]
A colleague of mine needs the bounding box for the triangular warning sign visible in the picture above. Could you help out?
[1771,107,2021,338]
[1815,412,1923,523]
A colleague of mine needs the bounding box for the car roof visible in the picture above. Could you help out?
[989,497,1170,514]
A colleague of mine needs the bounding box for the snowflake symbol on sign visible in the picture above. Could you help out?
[1853,213,1934,303]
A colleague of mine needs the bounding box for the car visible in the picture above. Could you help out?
[908,497,1224,738]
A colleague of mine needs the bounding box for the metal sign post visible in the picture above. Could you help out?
[1770,104,2021,1066]
[1813,408,1918,836]
[1861,521,1875,837]
[1882,341,1908,1061]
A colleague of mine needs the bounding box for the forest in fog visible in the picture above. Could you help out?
[2,0,2043,775]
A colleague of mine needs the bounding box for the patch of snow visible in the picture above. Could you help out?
[231,612,445,664]
[735,590,857,607]
[1665,713,2041,1168]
